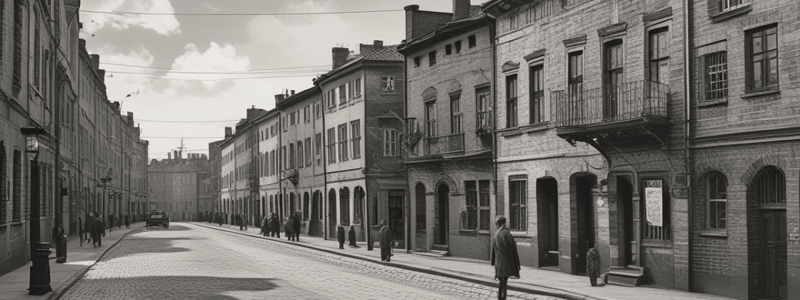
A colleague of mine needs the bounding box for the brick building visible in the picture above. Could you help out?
[314,41,407,245]
[273,88,325,236]
[398,1,496,260]
[254,109,282,225]
[687,0,799,299]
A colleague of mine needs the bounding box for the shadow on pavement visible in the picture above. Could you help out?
[63,276,284,300]
[101,237,191,259]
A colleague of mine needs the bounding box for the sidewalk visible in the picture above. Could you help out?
[0,222,145,300]
[198,222,735,300]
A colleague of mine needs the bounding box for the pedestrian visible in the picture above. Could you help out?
[125,214,130,229]
[261,215,269,236]
[292,212,301,241]
[348,225,358,247]
[491,216,521,300]
[243,215,248,230]
[90,214,104,247]
[284,217,293,241]
[587,241,602,287]
[270,213,281,238]
[238,214,244,231]
[108,214,114,232]
[379,220,392,262]
[336,225,346,249]
[84,211,94,242]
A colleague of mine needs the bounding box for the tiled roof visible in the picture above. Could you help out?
[360,44,404,62]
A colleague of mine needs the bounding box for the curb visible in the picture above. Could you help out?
[194,222,603,300]
[46,226,147,300]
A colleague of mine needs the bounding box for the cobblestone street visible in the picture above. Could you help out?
[60,223,559,300]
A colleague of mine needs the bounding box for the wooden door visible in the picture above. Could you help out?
[761,210,787,299]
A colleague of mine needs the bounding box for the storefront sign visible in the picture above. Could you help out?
[645,179,663,227]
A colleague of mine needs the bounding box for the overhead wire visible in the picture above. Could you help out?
[79,9,403,16]
[100,62,330,73]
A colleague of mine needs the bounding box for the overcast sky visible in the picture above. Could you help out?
[78,0,477,160]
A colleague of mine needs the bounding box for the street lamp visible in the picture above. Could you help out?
[21,127,52,295]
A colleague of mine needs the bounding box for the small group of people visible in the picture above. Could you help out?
[259,212,302,241]
[336,220,393,264]
[82,211,106,248]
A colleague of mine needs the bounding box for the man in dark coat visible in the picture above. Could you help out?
[336,225,346,249]
[348,225,358,247]
[587,241,602,287]
[90,215,104,247]
[125,214,130,229]
[379,220,392,262]
[491,216,521,300]
[261,215,270,236]
[108,214,114,232]
[270,213,281,238]
[292,212,301,241]
[84,211,95,242]
[284,217,293,241]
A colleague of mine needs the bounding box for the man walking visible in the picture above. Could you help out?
[292,212,301,241]
[270,213,281,238]
[491,216,520,300]
[379,220,392,262]
[90,214,104,248]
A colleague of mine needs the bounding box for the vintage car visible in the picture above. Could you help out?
[147,211,169,228]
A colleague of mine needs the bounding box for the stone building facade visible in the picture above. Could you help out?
[399,2,496,260]
[147,153,208,221]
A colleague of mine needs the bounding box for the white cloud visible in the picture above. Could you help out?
[166,42,251,90]
[93,45,156,104]
[82,0,181,36]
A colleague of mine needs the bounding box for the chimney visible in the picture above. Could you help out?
[79,38,86,50]
[168,152,172,160]
[452,0,470,21]
[225,127,232,138]
[373,40,383,47]
[178,150,182,159]
[404,5,420,41]
[127,112,134,124]
[404,4,451,41]
[98,70,106,83]
[174,150,178,160]
[89,54,100,70]
[332,47,349,69]
[291,90,295,96]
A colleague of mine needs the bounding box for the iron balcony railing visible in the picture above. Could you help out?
[552,80,669,127]
[425,132,465,155]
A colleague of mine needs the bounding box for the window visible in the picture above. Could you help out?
[429,51,437,66]
[414,56,421,67]
[509,177,527,231]
[747,25,778,91]
[506,74,518,128]
[455,41,462,53]
[315,102,322,119]
[270,150,275,175]
[338,124,348,161]
[354,78,362,97]
[327,128,336,164]
[327,90,336,107]
[340,188,350,225]
[13,0,24,90]
[649,28,670,84]
[707,173,727,230]
[297,141,303,169]
[282,145,287,170]
[305,137,312,167]
[290,111,296,126]
[643,179,670,240]
[468,35,476,48]
[34,11,40,89]
[476,88,493,130]
[755,167,785,205]
[479,180,491,231]
[719,0,750,12]
[568,51,584,95]
[465,181,478,230]
[705,52,728,102]
[303,194,309,220]
[529,65,544,124]
[339,85,347,104]
[450,94,462,134]
[383,128,397,157]
[315,133,322,166]
[351,120,361,159]
[382,76,395,93]
[445,44,452,55]
[605,40,623,119]
[425,102,437,137]
[510,13,519,30]
[304,105,310,123]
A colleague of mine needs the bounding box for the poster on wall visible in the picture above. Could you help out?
[644,179,663,227]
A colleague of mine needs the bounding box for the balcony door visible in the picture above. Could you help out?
[604,40,623,120]
[567,51,583,124]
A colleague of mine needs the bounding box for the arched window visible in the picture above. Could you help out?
[706,172,727,230]
[339,187,350,225]
[756,166,786,206]
[353,187,364,224]
[303,192,310,220]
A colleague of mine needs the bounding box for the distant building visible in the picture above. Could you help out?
[148,152,208,221]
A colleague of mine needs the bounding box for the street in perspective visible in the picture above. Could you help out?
[1,0,796,299]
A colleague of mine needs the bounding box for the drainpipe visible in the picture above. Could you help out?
[682,0,693,289]
[490,17,498,257]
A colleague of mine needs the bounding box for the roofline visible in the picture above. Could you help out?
[315,57,402,87]
[398,17,493,55]
[276,86,320,109]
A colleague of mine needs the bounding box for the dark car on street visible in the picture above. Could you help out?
[147,211,169,228]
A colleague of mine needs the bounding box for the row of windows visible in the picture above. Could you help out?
[326,121,363,163]
[324,78,363,107]
[423,88,492,137]
[413,35,477,68]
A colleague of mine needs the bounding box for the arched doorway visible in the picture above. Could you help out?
[415,183,426,251]
[340,187,350,225]
[309,191,322,236]
[328,189,337,238]
[749,166,787,299]
[434,184,449,248]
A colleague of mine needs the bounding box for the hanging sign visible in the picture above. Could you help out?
[645,179,663,227]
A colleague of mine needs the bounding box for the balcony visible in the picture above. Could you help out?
[425,133,465,155]
[552,80,670,147]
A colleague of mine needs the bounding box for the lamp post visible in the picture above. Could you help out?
[21,127,52,295]
[96,176,112,234]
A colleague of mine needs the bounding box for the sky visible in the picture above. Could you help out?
[78,0,479,160]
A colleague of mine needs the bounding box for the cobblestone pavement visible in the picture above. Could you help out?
[60,223,560,300]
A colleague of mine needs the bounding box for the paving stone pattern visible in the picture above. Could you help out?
[61,223,559,300]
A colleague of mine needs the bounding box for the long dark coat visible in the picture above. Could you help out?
[90,218,104,242]
[292,214,301,233]
[348,226,357,246]
[269,217,280,233]
[336,227,346,245]
[379,225,392,249]
[491,226,521,279]
[284,219,293,236]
